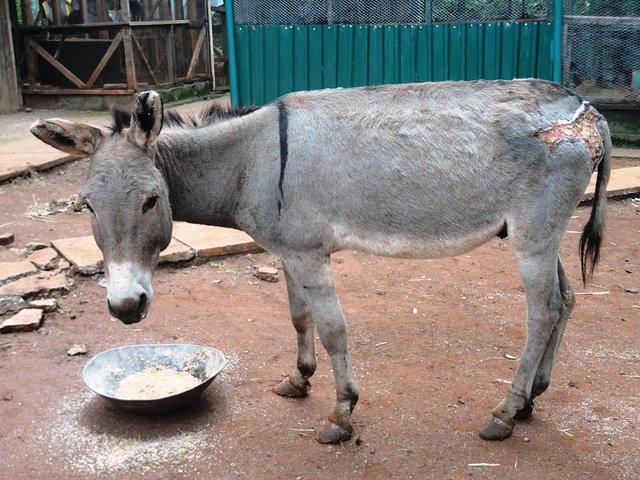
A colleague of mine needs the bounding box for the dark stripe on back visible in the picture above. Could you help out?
[277,99,289,214]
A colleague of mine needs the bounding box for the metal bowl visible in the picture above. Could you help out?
[82,343,227,414]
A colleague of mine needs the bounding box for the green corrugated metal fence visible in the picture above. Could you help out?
[233,21,554,106]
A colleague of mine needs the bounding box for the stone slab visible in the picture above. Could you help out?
[0,261,38,285]
[52,236,103,275]
[29,298,58,312]
[0,296,26,316]
[172,222,260,258]
[0,272,70,298]
[583,167,640,202]
[27,247,59,271]
[52,233,194,275]
[612,148,640,159]
[158,237,195,264]
[0,309,44,333]
[0,138,76,182]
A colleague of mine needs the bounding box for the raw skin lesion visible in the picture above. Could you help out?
[535,103,605,171]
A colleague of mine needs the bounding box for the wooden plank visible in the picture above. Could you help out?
[24,87,134,94]
[132,32,159,85]
[30,39,87,88]
[166,25,176,83]
[20,0,32,25]
[53,36,67,59]
[86,30,125,88]
[120,0,131,20]
[186,26,206,80]
[0,0,22,112]
[146,0,162,20]
[122,29,137,90]
[175,0,184,20]
[52,0,63,25]
[81,0,88,24]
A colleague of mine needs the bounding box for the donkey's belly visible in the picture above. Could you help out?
[330,221,505,259]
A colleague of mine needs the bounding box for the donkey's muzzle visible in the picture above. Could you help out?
[107,292,148,325]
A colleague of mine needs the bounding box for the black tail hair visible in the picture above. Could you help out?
[579,118,612,285]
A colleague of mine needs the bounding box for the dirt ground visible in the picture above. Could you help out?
[0,157,638,480]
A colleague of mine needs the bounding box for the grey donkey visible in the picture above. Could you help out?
[31,79,611,444]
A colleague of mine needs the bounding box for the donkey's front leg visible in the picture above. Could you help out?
[281,252,359,444]
[273,268,317,397]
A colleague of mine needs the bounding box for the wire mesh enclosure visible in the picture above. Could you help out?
[233,1,551,25]
[563,1,640,105]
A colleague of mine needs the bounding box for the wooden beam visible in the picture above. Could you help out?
[53,36,66,59]
[52,0,63,25]
[86,30,125,88]
[81,0,88,24]
[166,25,176,83]
[25,87,134,94]
[20,0,33,25]
[122,28,137,90]
[0,0,22,112]
[146,0,162,20]
[30,39,87,88]
[132,32,159,85]
[186,25,205,80]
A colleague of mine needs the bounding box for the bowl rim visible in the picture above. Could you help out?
[82,343,227,402]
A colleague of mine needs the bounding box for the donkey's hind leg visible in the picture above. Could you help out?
[480,250,563,440]
[273,268,317,398]
[515,258,575,420]
[279,251,359,444]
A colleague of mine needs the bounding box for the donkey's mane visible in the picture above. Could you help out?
[109,102,260,134]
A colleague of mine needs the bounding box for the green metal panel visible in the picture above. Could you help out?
[293,26,309,92]
[279,26,294,97]
[264,26,279,102]
[368,25,384,85]
[383,26,398,84]
[308,25,323,90]
[465,24,482,80]
[337,25,354,87]
[234,22,555,106]
[322,26,338,88]
[353,26,369,87]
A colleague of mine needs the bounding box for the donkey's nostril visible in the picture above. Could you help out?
[138,292,148,313]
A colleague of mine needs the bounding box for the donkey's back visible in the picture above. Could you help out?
[244,79,603,262]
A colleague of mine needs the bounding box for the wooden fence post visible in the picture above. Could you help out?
[0,0,22,112]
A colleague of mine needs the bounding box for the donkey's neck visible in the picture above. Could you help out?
[154,124,248,229]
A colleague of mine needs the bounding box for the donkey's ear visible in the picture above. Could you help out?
[30,119,103,156]
[128,91,163,150]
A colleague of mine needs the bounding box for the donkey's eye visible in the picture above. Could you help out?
[143,196,158,213]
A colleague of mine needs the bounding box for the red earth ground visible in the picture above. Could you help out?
[0,157,638,479]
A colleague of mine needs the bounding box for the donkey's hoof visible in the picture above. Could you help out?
[315,420,353,444]
[514,400,535,421]
[273,378,310,398]
[479,416,515,441]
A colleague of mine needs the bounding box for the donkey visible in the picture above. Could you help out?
[31,79,611,444]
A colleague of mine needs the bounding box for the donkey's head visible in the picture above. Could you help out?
[31,92,172,324]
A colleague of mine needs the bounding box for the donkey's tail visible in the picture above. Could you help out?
[579,117,612,285]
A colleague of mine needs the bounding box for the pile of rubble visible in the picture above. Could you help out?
[0,237,72,334]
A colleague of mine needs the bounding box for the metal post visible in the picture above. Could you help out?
[225,0,239,105]
[552,0,563,83]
